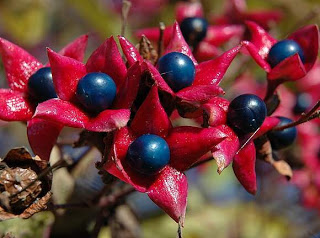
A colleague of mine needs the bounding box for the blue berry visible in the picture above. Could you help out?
[76,72,116,114]
[293,93,312,114]
[267,40,305,68]
[180,17,208,46]
[127,134,170,175]
[157,52,195,92]
[28,67,57,102]
[227,94,267,134]
[267,117,297,150]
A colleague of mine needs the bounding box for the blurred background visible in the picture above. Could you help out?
[0,0,320,237]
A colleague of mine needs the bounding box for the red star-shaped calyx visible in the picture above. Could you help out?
[30,37,140,160]
[212,0,283,30]
[104,86,226,223]
[0,35,88,160]
[243,21,319,83]
[120,22,242,109]
[135,1,244,61]
[201,97,281,194]
[0,35,88,122]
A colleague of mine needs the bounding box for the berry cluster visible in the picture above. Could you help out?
[0,0,319,229]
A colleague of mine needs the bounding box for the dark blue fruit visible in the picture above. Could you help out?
[157,52,195,92]
[127,134,170,175]
[28,67,57,102]
[293,93,312,114]
[76,72,116,114]
[267,117,297,150]
[180,17,208,46]
[267,39,305,68]
[227,94,267,134]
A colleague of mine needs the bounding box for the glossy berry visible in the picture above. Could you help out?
[127,134,170,175]
[227,94,267,134]
[28,67,57,102]
[76,72,116,114]
[267,40,305,68]
[180,17,208,46]
[157,52,195,92]
[267,117,297,150]
[293,93,312,114]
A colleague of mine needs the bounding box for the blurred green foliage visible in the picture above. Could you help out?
[0,212,54,238]
[0,0,49,46]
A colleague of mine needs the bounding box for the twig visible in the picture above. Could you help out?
[177,222,183,238]
[273,101,320,131]
[301,100,320,119]
[121,0,132,36]
[98,185,135,208]
[91,182,116,203]
[91,208,110,238]
[90,185,133,237]
[51,184,135,210]
[52,202,88,209]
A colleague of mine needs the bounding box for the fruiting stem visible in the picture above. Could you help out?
[121,0,132,36]
[264,80,282,102]
[157,22,166,61]
[273,100,320,131]
[301,100,320,119]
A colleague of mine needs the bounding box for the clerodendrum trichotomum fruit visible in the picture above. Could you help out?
[267,117,297,150]
[227,94,267,135]
[127,134,170,175]
[76,72,116,114]
[267,40,305,68]
[28,67,57,102]
[157,52,195,92]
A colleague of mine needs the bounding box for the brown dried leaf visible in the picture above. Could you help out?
[3,147,48,172]
[0,192,52,220]
[255,138,293,180]
[256,138,274,163]
[137,35,158,65]
[19,192,52,219]
[272,160,293,180]
[5,147,33,161]
[0,148,52,220]
[0,193,11,212]
[0,167,42,212]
